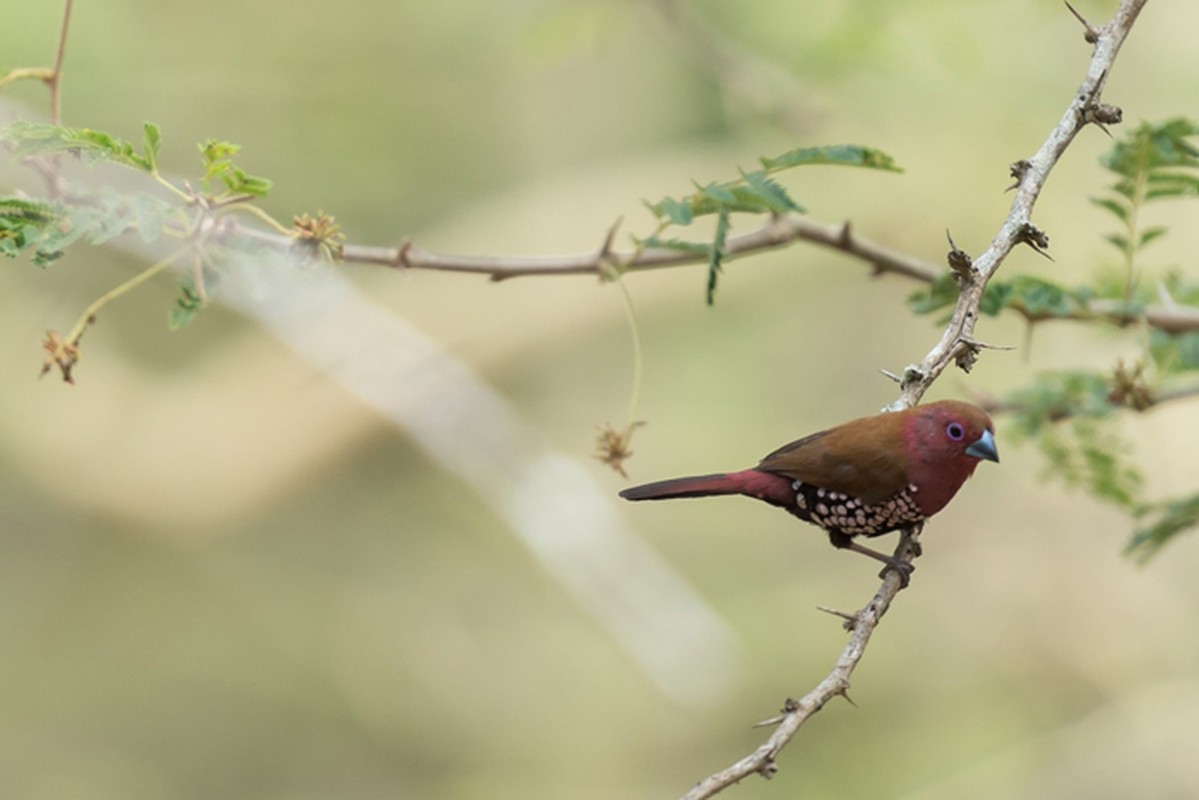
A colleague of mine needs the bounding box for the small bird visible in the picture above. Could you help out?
[619,400,998,580]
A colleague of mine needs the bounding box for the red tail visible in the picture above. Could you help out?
[620,469,794,507]
[619,473,741,500]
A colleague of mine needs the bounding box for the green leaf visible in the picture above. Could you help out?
[196,138,271,197]
[979,280,1015,316]
[739,169,804,213]
[1137,225,1168,249]
[3,121,152,171]
[1149,329,1199,374]
[31,248,65,267]
[1089,196,1129,222]
[143,122,162,172]
[907,272,958,315]
[227,171,273,197]
[706,208,730,306]
[1005,371,1114,438]
[646,196,693,226]
[1144,172,1199,200]
[1005,275,1091,318]
[168,280,206,330]
[1004,377,1143,514]
[638,235,710,255]
[760,144,902,173]
[1103,233,1129,252]
[1126,491,1199,562]
[0,196,58,222]
[200,138,241,167]
[697,180,737,206]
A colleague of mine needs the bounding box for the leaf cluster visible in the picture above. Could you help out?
[1090,118,1199,299]
[0,120,293,379]
[641,144,901,304]
[0,190,171,267]
[3,121,159,172]
[909,273,1095,321]
[200,139,272,198]
[1005,371,1143,511]
[0,196,62,266]
[1093,117,1199,247]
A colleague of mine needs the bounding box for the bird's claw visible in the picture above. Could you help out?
[878,558,914,589]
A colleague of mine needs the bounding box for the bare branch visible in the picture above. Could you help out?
[643,0,824,134]
[49,0,74,126]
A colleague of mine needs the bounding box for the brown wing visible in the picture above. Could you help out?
[756,413,909,506]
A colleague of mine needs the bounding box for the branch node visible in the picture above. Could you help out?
[1016,222,1054,261]
[955,340,980,374]
[945,229,973,280]
[900,364,925,391]
[1083,100,1124,137]
[1006,159,1032,192]
[394,239,413,270]
[955,335,1016,374]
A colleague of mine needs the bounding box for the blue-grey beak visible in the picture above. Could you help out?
[965,429,999,463]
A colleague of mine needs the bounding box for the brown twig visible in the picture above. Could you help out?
[327,213,941,284]
[48,0,74,126]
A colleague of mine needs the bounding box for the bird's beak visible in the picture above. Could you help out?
[965,429,999,463]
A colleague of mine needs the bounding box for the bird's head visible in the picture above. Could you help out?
[902,400,998,516]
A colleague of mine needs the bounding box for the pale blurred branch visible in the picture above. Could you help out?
[977,380,1199,419]
[640,0,824,134]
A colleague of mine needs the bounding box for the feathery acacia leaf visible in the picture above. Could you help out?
[760,144,902,173]
[3,121,153,171]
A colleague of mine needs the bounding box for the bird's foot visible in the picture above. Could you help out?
[876,557,914,589]
[842,540,915,588]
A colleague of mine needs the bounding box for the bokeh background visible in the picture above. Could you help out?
[3,1,1199,798]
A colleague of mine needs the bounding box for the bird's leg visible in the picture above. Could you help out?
[829,532,915,588]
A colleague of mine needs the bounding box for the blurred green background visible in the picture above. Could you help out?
[3,1,1199,798]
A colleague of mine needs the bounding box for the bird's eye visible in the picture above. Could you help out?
[946,422,965,441]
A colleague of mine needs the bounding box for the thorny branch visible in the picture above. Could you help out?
[334,214,940,283]
[891,0,1148,410]
[679,1,1149,798]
